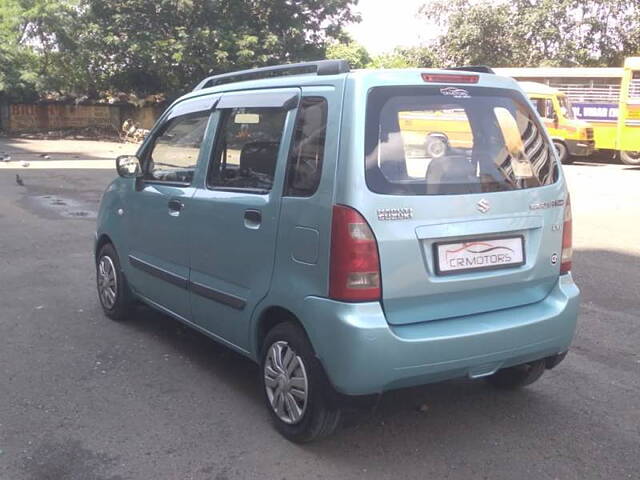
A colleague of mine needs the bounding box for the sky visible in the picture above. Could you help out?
[346,0,438,55]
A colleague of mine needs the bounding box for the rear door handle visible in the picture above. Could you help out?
[244,209,261,229]
[168,198,183,216]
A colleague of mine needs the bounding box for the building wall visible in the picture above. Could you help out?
[3,103,162,133]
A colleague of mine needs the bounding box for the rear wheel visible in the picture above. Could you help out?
[620,150,640,166]
[484,359,546,389]
[553,141,572,164]
[96,243,135,321]
[260,322,341,443]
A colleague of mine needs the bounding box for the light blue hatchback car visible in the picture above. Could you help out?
[95,60,580,442]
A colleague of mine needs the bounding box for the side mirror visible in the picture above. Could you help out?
[116,155,142,178]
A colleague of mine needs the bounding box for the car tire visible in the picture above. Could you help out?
[553,141,572,164]
[425,133,448,158]
[620,150,640,166]
[484,359,546,389]
[260,322,341,443]
[96,243,135,321]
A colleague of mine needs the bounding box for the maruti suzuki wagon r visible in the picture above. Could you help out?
[95,60,580,442]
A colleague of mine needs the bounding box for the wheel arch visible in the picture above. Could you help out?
[254,305,308,359]
[95,233,114,260]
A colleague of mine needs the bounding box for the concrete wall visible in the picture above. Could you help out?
[2,103,163,133]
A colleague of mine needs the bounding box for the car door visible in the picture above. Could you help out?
[188,88,299,351]
[126,96,216,319]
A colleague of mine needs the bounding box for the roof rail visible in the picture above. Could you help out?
[446,66,495,74]
[193,59,350,91]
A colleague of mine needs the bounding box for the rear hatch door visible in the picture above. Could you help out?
[361,83,566,325]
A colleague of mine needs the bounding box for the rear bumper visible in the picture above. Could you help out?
[303,274,580,395]
[566,139,595,157]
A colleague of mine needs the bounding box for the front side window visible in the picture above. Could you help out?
[285,97,328,196]
[207,107,287,192]
[145,111,210,184]
[365,86,558,195]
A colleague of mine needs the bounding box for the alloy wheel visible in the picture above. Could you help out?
[264,340,309,424]
[97,255,118,309]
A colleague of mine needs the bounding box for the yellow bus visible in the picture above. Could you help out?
[495,57,640,165]
[518,82,594,163]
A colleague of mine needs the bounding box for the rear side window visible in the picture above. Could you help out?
[365,86,558,195]
[145,111,209,184]
[285,97,328,196]
[207,107,287,193]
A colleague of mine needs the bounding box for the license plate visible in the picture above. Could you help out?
[434,236,525,275]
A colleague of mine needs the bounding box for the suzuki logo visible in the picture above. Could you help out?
[477,199,490,213]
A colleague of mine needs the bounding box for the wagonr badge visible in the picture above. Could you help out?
[529,199,565,210]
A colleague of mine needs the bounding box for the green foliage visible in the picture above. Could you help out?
[326,39,371,69]
[75,0,360,97]
[424,0,640,67]
[326,40,437,69]
[391,46,438,68]
[0,0,38,101]
[0,0,359,99]
[425,0,515,67]
[2,0,640,100]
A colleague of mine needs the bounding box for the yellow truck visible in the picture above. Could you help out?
[496,57,640,165]
[518,82,594,163]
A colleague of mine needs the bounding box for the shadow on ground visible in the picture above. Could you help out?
[113,246,638,451]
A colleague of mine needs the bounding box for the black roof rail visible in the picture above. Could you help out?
[193,59,350,91]
[446,65,495,74]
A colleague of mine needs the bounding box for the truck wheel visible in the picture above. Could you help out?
[620,150,640,166]
[484,359,546,389]
[96,243,135,321]
[260,322,341,443]
[553,141,572,164]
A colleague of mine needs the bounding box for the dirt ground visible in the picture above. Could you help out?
[0,136,139,163]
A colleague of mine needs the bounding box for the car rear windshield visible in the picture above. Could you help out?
[365,86,559,195]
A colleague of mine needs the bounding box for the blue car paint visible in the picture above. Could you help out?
[96,68,580,396]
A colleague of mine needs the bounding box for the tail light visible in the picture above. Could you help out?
[560,195,573,274]
[329,205,381,302]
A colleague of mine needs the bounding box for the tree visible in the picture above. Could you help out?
[0,0,40,101]
[326,39,371,69]
[0,0,360,100]
[391,46,439,68]
[423,0,640,67]
[72,0,360,97]
[424,0,516,67]
[326,41,437,69]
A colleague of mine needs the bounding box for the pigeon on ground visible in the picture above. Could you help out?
[20,161,30,167]
[15,174,24,186]
[39,154,51,159]
[1,155,11,162]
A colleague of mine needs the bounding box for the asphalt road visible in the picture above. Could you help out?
[0,156,638,480]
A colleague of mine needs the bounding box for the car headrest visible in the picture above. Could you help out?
[239,141,280,176]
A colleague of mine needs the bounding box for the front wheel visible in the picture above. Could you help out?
[484,359,546,389]
[260,322,341,443]
[96,243,135,321]
[620,150,640,166]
